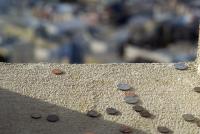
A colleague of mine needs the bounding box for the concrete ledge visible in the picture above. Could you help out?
[197,26,200,73]
[0,62,200,134]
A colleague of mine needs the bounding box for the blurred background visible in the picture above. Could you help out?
[0,0,199,63]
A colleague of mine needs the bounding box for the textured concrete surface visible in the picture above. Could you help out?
[0,62,200,134]
[197,27,200,73]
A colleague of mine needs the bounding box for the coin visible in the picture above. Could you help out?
[139,110,151,118]
[119,125,132,133]
[31,113,41,119]
[117,83,131,91]
[125,91,136,96]
[47,114,59,122]
[87,110,100,118]
[133,105,145,112]
[52,69,64,75]
[157,126,170,133]
[124,96,139,104]
[174,63,188,70]
[182,114,195,122]
[106,107,119,115]
[193,87,200,93]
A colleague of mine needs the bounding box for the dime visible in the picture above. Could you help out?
[31,113,41,119]
[117,83,131,91]
[157,126,170,133]
[124,96,139,104]
[133,105,145,112]
[182,114,195,122]
[106,107,119,115]
[139,110,151,118]
[87,110,100,118]
[174,63,188,70]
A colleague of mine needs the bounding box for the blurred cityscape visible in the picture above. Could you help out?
[0,0,199,63]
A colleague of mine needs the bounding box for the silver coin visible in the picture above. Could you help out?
[133,105,145,112]
[106,107,119,115]
[31,113,41,119]
[124,96,139,104]
[157,126,170,133]
[182,114,195,122]
[174,63,188,70]
[117,83,131,91]
[140,110,151,118]
[87,110,100,118]
[194,87,200,93]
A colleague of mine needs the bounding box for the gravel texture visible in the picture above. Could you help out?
[0,62,199,134]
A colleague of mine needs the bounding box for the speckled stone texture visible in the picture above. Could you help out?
[198,27,200,74]
[0,62,200,134]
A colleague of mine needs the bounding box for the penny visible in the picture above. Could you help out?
[52,69,64,75]
[194,87,200,93]
[117,83,131,91]
[119,125,132,133]
[31,113,41,119]
[87,110,100,118]
[47,114,59,122]
[125,91,136,96]
[157,126,170,133]
[139,110,151,118]
[174,63,188,70]
[124,96,139,104]
[182,114,195,122]
[133,105,145,112]
[106,107,119,115]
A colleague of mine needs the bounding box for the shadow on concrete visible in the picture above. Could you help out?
[0,87,148,134]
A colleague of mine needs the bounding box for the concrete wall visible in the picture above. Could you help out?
[197,26,200,73]
[0,62,200,134]
[0,27,200,134]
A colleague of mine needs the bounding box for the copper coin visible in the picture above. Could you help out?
[182,114,195,122]
[125,91,136,97]
[119,125,132,133]
[157,126,170,133]
[133,105,145,112]
[194,87,200,93]
[47,114,59,122]
[139,110,151,118]
[87,110,100,118]
[106,107,119,115]
[31,113,41,119]
[52,69,64,75]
